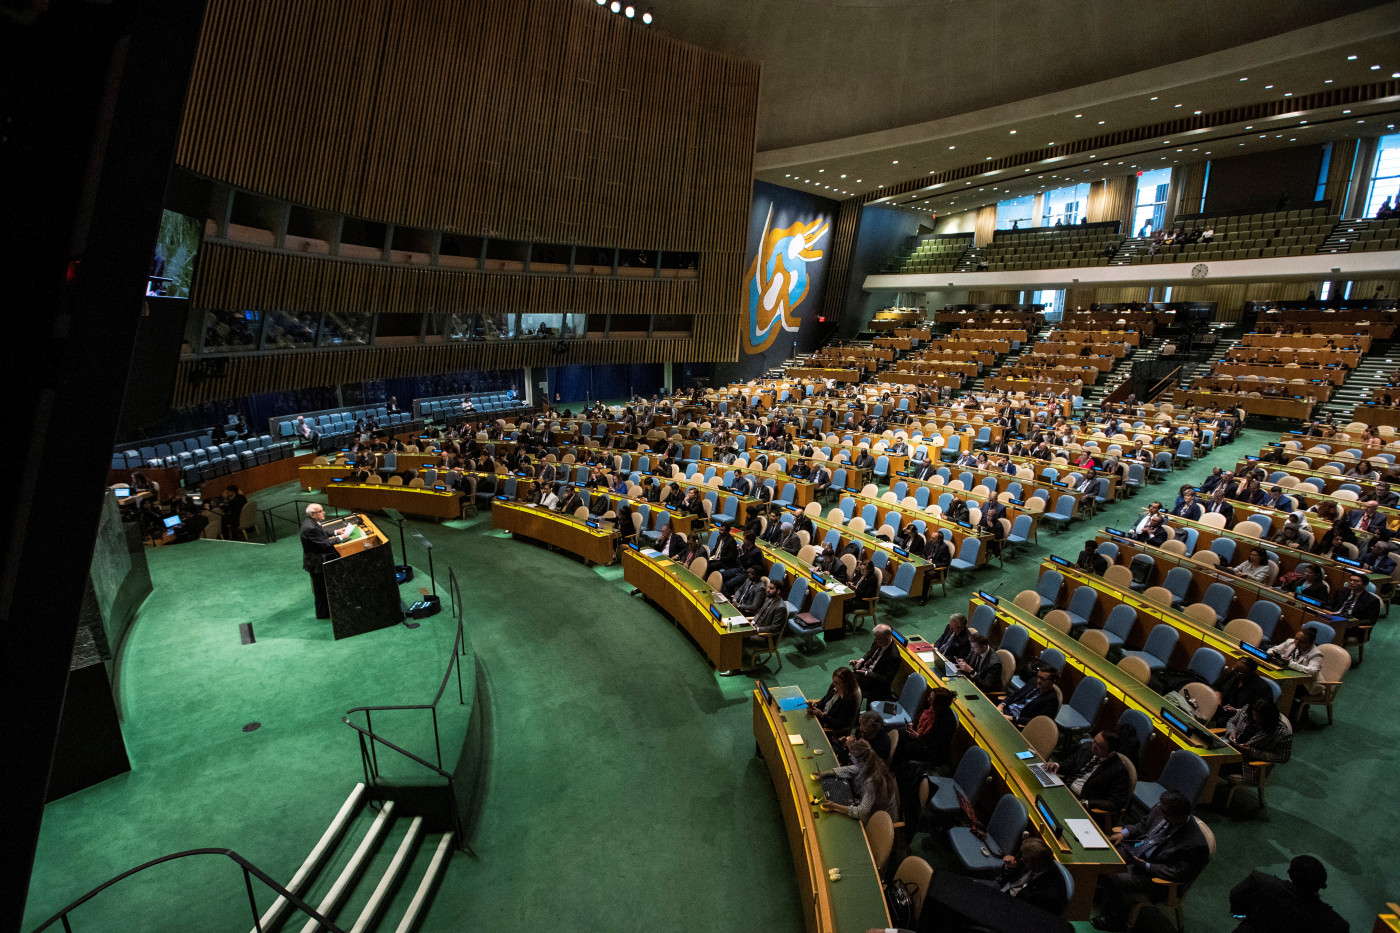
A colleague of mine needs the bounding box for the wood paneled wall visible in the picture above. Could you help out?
[172,0,760,399]
[179,0,758,251]
[193,242,738,318]
[820,198,864,322]
[172,336,702,407]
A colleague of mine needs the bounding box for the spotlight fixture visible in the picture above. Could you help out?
[642,9,653,23]
[609,1,620,12]
[624,4,635,17]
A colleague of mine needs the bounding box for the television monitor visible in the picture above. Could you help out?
[162,515,182,530]
[145,210,202,299]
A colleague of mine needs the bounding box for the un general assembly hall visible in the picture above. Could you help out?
[8,1,1400,931]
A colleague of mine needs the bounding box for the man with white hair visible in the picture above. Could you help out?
[301,503,353,619]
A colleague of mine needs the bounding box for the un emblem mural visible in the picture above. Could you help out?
[744,205,829,354]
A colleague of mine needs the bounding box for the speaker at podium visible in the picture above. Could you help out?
[321,513,403,639]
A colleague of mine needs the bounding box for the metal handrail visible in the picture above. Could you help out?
[343,569,466,771]
[341,718,463,843]
[1145,365,1184,402]
[29,848,346,933]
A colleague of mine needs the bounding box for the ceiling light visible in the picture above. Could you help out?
[624,4,635,17]
[1371,65,1381,70]
[892,160,899,164]
[1348,54,1358,60]
[840,174,846,178]
[1393,73,1400,79]
[1075,114,1083,118]
[1239,77,1248,82]
[1265,85,1273,89]
[1283,92,1292,97]
[609,1,620,11]
[818,169,824,172]
[1193,110,1202,115]
[1150,96,1158,101]
[1098,120,1105,125]
[641,9,653,23]
[1324,79,1333,84]
[1009,130,1017,134]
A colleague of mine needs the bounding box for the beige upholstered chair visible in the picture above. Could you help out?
[1022,715,1059,758]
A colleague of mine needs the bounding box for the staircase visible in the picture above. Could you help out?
[1316,218,1369,254]
[1319,355,1397,419]
[954,246,983,272]
[1110,236,1149,265]
[254,784,455,933]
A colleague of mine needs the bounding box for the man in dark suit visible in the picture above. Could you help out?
[742,578,788,669]
[1094,790,1211,931]
[1204,487,1235,524]
[988,837,1070,916]
[301,503,352,619]
[811,464,832,500]
[1345,500,1386,535]
[933,612,972,660]
[998,665,1061,727]
[849,624,900,702]
[1228,854,1348,933]
[954,633,1003,692]
[915,459,940,481]
[1327,572,1381,633]
[1045,731,1131,813]
[730,469,755,497]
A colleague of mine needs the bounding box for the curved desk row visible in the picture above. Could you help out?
[973,594,1240,800]
[492,501,618,566]
[1040,560,1314,710]
[324,481,464,521]
[753,686,891,933]
[889,642,1123,919]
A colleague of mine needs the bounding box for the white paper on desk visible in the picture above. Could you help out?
[787,734,805,746]
[1065,818,1111,849]
[917,651,939,663]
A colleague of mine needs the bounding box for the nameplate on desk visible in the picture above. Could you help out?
[1049,555,1071,567]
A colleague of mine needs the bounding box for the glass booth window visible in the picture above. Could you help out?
[1363,133,1400,217]
[263,310,319,349]
[1132,167,1172,236]
[319,311,371,347]
[996,195,1036,230]
[1042,184,1090,226]
[202,309,260,353]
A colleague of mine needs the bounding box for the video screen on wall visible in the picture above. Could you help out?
[146,210,202,299]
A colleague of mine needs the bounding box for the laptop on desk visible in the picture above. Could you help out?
[821,774,855,806]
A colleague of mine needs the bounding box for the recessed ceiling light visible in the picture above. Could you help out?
[1174,103,1182,108]
[892,160,899,164]
[948,146,956,150]
[1348,54,1358,60]
[1393,73,1400,79]
[1371,65,1381,70]
[1239,77,1248,82]
[878,185,883,188]
[784,173,790,177]
[1150,96,1158,101]
[818,169,824,173]
[1265,85,1273,89]
[1193,110,1202,115]
[1324,79,1333,84]
[1284,92,1292,97]
[856,179,862,183]
[840,173,846,178]
[1009,130,1017,134]
[1074,114,1083,118]
[1097,120,1105,125]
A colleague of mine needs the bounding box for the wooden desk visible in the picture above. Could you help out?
[1174,391,1314,420]
[624,547,752,669]
[753,686,892,933]
[492,500,618,565]
[786,367,863,384]
[325,482,464,521]
[1375,902,1400,933]
[976,594,1240,801]
[1351,405,1400,429]
[1043,561,1312,710]
[1210,363,1346,386]
[891,646,1122,918]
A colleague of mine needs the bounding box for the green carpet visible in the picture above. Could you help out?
[23,426,1395,932]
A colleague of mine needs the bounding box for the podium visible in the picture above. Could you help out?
[322,514,403,639]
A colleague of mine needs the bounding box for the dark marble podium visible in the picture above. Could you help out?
[323,514,403,639]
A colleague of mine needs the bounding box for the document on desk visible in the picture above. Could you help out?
[917,651,940,664]
[1064,818,1111,849]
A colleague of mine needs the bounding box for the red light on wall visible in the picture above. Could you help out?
[1135,171,1144,177]
[66,260,80,283]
